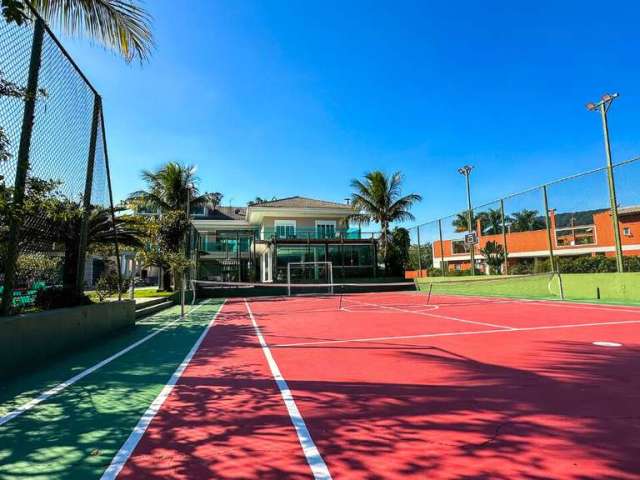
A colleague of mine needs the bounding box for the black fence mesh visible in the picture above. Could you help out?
[0,12,119,314]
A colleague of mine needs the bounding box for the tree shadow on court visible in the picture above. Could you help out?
[0,305,255,480]
[271,339,640,479]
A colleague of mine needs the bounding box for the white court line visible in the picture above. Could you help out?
[0,300,213,427]
[523,299,640,314]
[344,297,514,330]
[245,299,332,480]
[100,299,226,480]
[274,319,640,348]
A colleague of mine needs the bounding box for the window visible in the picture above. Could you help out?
[623,227,632,236]
[555,226,595,247]
[191,203,206,216]
[452,240,469,254]
[274,220,296,239]
[316,220,336,239]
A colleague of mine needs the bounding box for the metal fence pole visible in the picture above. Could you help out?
[75,95,100,293]
[500,198,509,275]
[438,218,446,277]
[542,185,557,273]
[416,226,422,276]
[99,102,122,301]
[1,18,45,315]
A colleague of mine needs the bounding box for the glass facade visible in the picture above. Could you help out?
[277,243,375,281]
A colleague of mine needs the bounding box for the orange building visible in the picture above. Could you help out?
[432,206,640,273]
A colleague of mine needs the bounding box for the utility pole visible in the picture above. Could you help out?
[586,93,623,273]
[458,165,475,275]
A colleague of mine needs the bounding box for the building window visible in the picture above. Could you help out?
[452,240,469,254]
[274,220,296,239]
[315,220,336,239]
[555,226,595,246]
[623,227,632,236]
[191,203,206,216]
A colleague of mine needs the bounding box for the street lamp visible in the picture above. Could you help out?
[586,93,623,273]
[458,165,475,276]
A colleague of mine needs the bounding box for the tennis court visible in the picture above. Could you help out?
[2,286,640,479]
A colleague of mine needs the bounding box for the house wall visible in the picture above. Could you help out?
[260,216,348,229]
[433,208,640,269]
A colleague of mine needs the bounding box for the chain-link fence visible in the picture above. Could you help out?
[408,155,640,300]
[0,10,120,314]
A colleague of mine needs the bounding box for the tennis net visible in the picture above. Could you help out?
[190,279,417,303]
[418,272,564,303]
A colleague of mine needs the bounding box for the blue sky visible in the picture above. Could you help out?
[62,0,640,227]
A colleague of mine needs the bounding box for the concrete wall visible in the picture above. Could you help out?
[0,300,135,379]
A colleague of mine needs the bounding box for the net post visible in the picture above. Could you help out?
[557,271,565,301]
[329,261,334,294]
[287,263,291,296]
[1,17,45,315]
[426,283,433,305]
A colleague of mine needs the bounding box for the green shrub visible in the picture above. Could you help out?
[35,287,91,310]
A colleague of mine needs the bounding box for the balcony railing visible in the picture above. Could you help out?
[261,227,378,241]
[200,238,252,254]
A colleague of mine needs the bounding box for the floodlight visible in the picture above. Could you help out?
[586,102,597,111]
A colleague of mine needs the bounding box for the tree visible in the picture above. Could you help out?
[452,211,483,233]
[408,243,433,271]
[349,171,422,272]
[248,196,277,206]
[128,162,221,214]
[386,227,410,276]
[480,240,505,275]
[2,0,153,63]
[45,203,143,290]
[480,208,509,235]
[510,209,545,232]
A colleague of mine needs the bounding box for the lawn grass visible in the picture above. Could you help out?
[416,272,640,306]
[86,286,173,303]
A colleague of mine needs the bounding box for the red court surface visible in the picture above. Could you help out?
[115,293,640,479]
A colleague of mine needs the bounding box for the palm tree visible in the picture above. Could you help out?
[45,203,143,290]
[452,211,483,232]
[3,0,154,63]
[510,209,545,232]
[128,162,222,213]
[349,171,422,272]
[480,240,505,275]
[481,208,508,235]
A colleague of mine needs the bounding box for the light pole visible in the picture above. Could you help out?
[586,93,623,273]
[458,165,475,276]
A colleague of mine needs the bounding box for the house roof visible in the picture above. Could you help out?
[249,196,352,209]
[204,206,246,220]
[618,205,640,216]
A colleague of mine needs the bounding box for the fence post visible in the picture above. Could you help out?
[500,198,509,275]
[100,104,122,300]
[416,226,422,276]
[75,95,100,293]
[438,219,446,277]
[1,18,45,315]
[542,185,557,273]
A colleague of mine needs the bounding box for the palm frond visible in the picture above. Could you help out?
[31,0,154,63]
